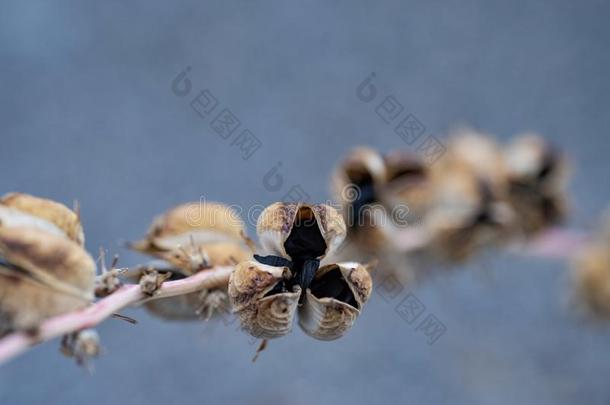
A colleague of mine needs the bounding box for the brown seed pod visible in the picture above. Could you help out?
[130,201,245,252]
[572,241,610,317]
[0,227,95,335]
[129,202,251,320]
[424,131,514,261]
[130,201,249,274]
[331,146,387,208]
[377,150,432,243]
[330,147,389,252]
[298,262,372,341]
[0,192,84,246]
[228,260,300,339]
[504,134,569,235]
[257,203,346,261]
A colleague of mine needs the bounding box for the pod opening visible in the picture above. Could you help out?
[345,168,377,229]
[309,265,358,308]
[283,206,326,261]
[536,150,557,183]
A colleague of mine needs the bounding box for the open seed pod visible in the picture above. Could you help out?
[424,132,514,261]
[257,202,346,261]
[298,262,372,341]
[0,226,95,335]
[130,201,248,274]
[379,150,431,224]
[330,147,389,252]
[228,260,301,339]
[0,192,84,246]
[504,134,569,235]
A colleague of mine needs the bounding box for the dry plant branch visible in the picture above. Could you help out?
[0,228,589,367]
[0,265,233,366]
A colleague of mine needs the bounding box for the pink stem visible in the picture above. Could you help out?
[0,266,234,366]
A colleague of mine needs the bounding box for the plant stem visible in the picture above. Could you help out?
[0,266,234,366]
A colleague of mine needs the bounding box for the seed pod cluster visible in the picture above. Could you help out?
[228,203,373,341]
[0,193,95,336]
[331,130,569,266]
[130,201,250,320]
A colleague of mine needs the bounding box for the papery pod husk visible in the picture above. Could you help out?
[298,262,372,341]
[504,134,569,235]
[0,227,95,335]
[0,192,84,246]
[424,132,514,261]
[257,202,346,260]
[130,202,246,255]
[438,130,508,188]
[331,146,387,209]
[572,241,610,317]
[424,166,514,261]
[380,150,432,224]
[228,260,300,339]
[505,134,568,193]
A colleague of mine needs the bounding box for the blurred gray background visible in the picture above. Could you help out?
[1,1,610,404]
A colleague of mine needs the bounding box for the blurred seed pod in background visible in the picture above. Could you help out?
[129,202,251,320]
[298,262,372,341]
[504,134,569,236]
[0,226,95,336]
[330,147,389,254]
[423,131,515,261]
[0,192,84,246]
[572,212,610,317]
[379,150,431,227]
[228,260,300,339]
[329,147,430,282]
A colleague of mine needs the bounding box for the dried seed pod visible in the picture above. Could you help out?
[572,241,610,317]
[129,201,251,321]
[228,260,300,339]
[0,227,95,335]
[504,134,569,235]
[130,202,246,258]
[330,147,388,251]
[130,201,249,273]
[331,146,387,210]
[257,202,346,261]
[425,131,514,260]
[378,150,432,236]
[381,150,430,211]
[0,192,84,246]
[298,262,372,341]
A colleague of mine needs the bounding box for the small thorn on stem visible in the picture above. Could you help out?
[251,339,268,363]
[111,313,138,324]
